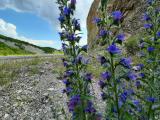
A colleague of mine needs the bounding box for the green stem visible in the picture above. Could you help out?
[110,55,120,120]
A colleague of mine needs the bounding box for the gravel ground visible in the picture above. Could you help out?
[0,61,105,120]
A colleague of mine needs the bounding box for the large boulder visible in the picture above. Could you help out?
[87,0,147,49]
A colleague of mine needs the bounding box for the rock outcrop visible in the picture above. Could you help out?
[87,0,147,49]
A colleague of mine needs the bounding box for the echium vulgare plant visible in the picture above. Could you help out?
[57,0,101,120]
[137,0,160,119]
[95,0,143,119]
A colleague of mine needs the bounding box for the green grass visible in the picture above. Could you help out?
[124,34,141,56]
[0,42,34,56]
[53,50,64,55]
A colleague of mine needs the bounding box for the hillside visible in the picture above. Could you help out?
[0,41,33,56]
[0,34,59,56]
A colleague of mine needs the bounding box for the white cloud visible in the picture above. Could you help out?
[0,18,55,47]
[0,0,94,46]
[0,19,18,38]
[0,0,93,28]
[0,0,59,27]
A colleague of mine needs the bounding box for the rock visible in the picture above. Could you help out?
[16,90,22,94]
[4,113,9,118]
[87,0,147,49]
[47,88,55,91]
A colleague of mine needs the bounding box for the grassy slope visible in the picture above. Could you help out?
[0,42,34,56]
[0,34,59,54]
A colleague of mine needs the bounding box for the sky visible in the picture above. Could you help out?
[0,0,93,49]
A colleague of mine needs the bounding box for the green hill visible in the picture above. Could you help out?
[0,34,61,56]
[0,42,33,56]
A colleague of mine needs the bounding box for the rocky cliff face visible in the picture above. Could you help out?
[87,0,147,49]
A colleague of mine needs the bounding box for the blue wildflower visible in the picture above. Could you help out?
[127,89,135,95]
[147,46,155,52]
[144,23,153,29]
[81,45,88,52]
[139,73,145,78]
[147,97,156,103]
[137,64,144,69]
[62,43,67,51]
[63,87,72,94]
[65,70,74,77]
[99,29,108,37]
[107,44,121,54]
[93,17,101,24]
[156,31,160,38]
[63,79,70,86]
[98,55,107,65]
[62,58,68,67]
[68,95,81,112]
[101,72,111,80]
[111,11,123,21]
[135,80,141,87]
[116,33,125,42]
[120,91,128,102]
[63,7,72,16]
[59,32,65,38]
[98,80,107,89]
[72,19,80,30]
[120,57,132,69]
[63,61,68,67]
[147,0,154,5]
[143,13,151,21]
[71,0,76,5]
[133,64,144,71]
[132,100,140,106]
[67,34,76,41]
[118,100,123,108]
[127,72,137,80]
[101,92,107,100]
[84,73,92,82]
[58,15,65,23]
[74,55,83,64]
[85,101,96,114]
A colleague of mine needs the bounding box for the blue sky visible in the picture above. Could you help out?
[0,0,93,49]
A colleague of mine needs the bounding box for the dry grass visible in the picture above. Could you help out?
[0,58,42,86]
[0,56,64,86]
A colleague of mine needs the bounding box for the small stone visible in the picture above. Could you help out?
[43,93,49,96]
[4,113,9,118]
[47,88,54,91]
[17,90,22,94]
